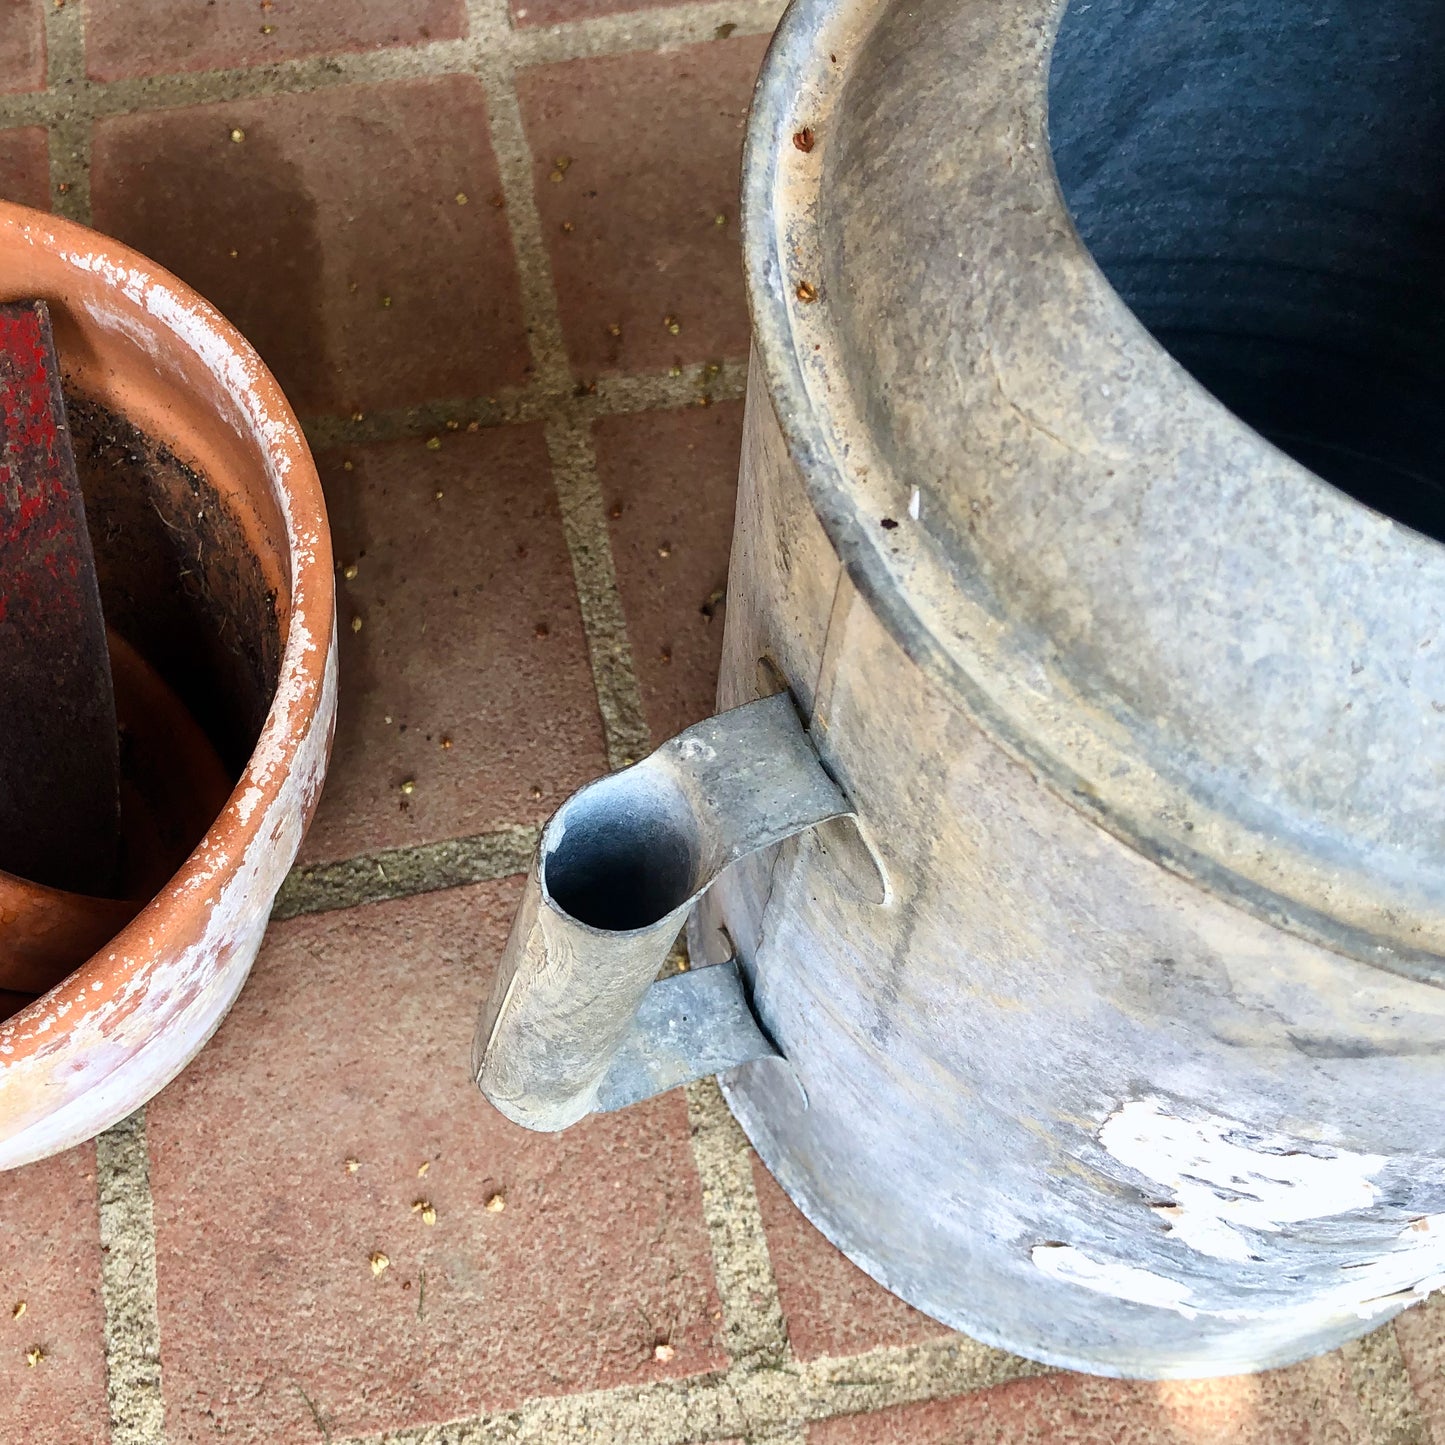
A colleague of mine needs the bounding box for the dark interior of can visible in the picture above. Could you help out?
[1048,0,1445,541]
[68,392,281,788]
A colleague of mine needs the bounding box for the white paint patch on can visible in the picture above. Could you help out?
[1100,1098,1386,1262]
[1030,1242,1199,1318]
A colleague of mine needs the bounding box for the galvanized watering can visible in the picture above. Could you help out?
[474,0,1445,1378]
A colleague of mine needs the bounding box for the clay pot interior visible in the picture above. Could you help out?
[1048,0,1445,539]
[0,386,283,1017]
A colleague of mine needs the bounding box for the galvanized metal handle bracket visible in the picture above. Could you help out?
[471,691,853,1131]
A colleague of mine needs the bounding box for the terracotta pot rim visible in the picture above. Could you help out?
[0,201,334,1035]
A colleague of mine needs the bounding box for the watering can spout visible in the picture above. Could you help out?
[472,690,854,1131]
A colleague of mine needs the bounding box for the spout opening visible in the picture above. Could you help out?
[542,774,697,933]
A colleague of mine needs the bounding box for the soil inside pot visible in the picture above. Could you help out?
[1048,0,1445,542]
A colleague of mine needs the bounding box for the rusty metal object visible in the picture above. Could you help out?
[0,299,119,896]
[476,0,1445,1379]
[0,202,335,1169]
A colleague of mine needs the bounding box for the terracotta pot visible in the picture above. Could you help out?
[0,201,336,1170]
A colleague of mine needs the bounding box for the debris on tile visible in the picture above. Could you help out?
[24,1345,43,1367]
[417,1161,431,1177]
[342,563,359,581]
[714,212,728,227]
[653,1342,676,1363]
[793,127,816,153]
[56,181,71,195]
[663,314,681,335]
[229,127,245,144]
[484,1191,506,1214]
[350,409,365,422]
[344,1157,360,1173]
[342,460,355,472]
[659,646,672,665]
[529,786,542,800]
[399,779,416,797]
[368,1251,390,1277]
[658,543,672,558]
[411,1199,437,1226]
[425,436,442,451]
[350,616,364,634]
[796,280,819,302]
[607,322,622,337]
[260,23,275,33]
[445,419,460,431]
[434,489,445,501]
[10,1301,24,1320]
[700,587,726,620]
[455,191,469,205]
[381,295,393,309]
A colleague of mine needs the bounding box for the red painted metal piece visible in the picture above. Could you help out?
[0,299,119,896]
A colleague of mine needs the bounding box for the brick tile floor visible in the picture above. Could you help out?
[0,1,1442,1442]
[516,37,765,380]
[91,77,529,415]
[303,425,607,863]
[0,0,45,96]
[0,1148,109,1445]
[807,1359,1377,1445]
[751,1161,950,1362]
[146,884,724,1443]
[85,0,467,83]
[0,124,48,209]
[595,400,741,742]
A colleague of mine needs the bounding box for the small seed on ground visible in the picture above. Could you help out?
[484,1192,506,1213]
[24,1346,43,1367]
[11,1302,24,1320]
[793,127,816,152]
[411,1199,437,1225]
[418,1161,431,1177]
[342,563,358,581]
[350,616,363,634]
[455,191,469,205]
[230,127,245,143]
[796,280,818,302]
[425,435,441,451]
[654,1343,676,1363]
[369,1251,390,1276]
[399,779,415,796]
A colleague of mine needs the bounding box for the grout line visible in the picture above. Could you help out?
[683,1078,791,1370]
[517,0,783,66]
[42,0,91,222]
[271,825,538,921]
[543,412,654,768]
[1348,1322,1436,1445]
[343,1334,1042,1444]
[299,358,748,451]
[96,1111,167,1445]
[0,0,782,131]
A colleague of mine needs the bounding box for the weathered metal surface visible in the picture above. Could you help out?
[593,958,781,1113]
[0,203,335,1169]
[473,692,848,1131]
[0,298,119,897]
[479,0,1445,1380]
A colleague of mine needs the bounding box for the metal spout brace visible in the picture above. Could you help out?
[471,691,854,1132]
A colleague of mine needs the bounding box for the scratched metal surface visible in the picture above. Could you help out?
[694,0,1445,1378]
